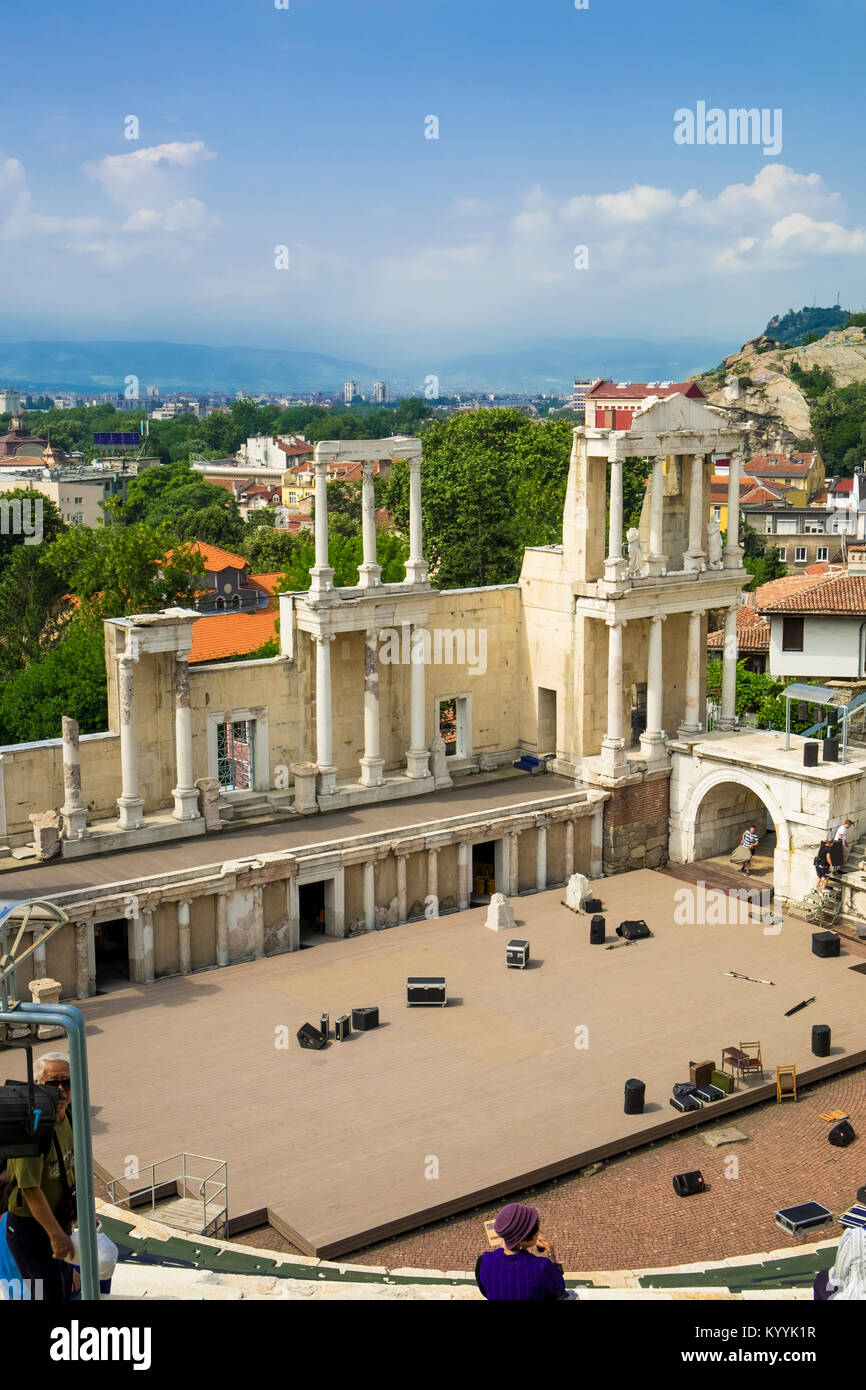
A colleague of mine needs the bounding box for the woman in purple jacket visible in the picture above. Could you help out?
[476,1203,566,1301]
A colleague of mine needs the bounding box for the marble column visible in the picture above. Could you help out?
[215,892,229,967]
[724,452,743,569]
[640,615,667,762]
[404,457,428,584]
[396,854,408,922]
[357,462,381,588]
[717,604,739,730]
[406,626,431,779]
[309,459,334,595]
[508,831,520,896]
[129,907,154,985]
[74,922,95,999]
[313,633,337,795]
[172,655,199,821]
[684,453,707,572]
[590,806,604,879]
[360,628,385,787]
[601,618,628,773]
[364,859,376,931]
[678,610,704,735]
[60,716,88,839]
[457,842,471,910]
[604,457,627,582]
[33,938,47,980]
[535,822,548,892]
[426,848,439,914]
[564,820,575,879]
[646,457,668,576]
[251,884,265,960]
[285,877,300,952]
[177,900,192,975]
[116,648,145,830]
[325,870,346,938]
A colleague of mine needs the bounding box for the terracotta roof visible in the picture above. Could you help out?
[707,605,770,652]
[745,453,817,478]
[277,440,314,457]
[189,609,279,663]
[829,477,854,494]
[757,571,866,614]
[741,483,787,506]
[754,571,832,607]
[587,380,705,401]
[247,572,284,596]
[170,541,250,573]
[208,477,237,495]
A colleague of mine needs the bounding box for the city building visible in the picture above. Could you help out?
[570,379,593,412]
[758,546,866,680]
[372,381,390,404]
[0,388,23,414]
[343,380,361,404]
[0,415,48,458]
[583,379,706,429]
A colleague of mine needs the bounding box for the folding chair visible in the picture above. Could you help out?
[776,1063,797,1103]
[739,1041,764,1079]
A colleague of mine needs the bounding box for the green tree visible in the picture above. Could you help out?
[173,503,246,550]
[809,381,866,472]
[46,522,200,619]
[0,545,71,677]
[0,620,109,743]
[739,518,787,590]
[244,527,299,573]
[0,488,66,563]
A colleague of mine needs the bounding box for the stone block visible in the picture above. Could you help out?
[565,872,592,911]
[29,977,65,1038]
[485,892,515,932]
[195,778,224,831]
[29,810,61,861]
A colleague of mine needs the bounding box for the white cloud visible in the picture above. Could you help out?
[122,198,219,234]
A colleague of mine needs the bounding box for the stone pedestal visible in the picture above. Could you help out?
[195,778,224,831]
[291,763,319,814]
[485,893,516,933]
[565,872,592,911]
[29,977,65,1038]
[29,811,62,861]
[430,735,452,789]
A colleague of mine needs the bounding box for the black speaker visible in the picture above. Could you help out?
[812,1023,831,1057]
[297,1023,326,1051]
[673,1170,706,1197]
[617,919,651,941]
[335,1013,351,1041]
[823,737,840,763]
[624,1078,645,1115]
[320,1012,329,1041]
[812,931,841,958]
[803,741,819,767]
[829,1120,856,1148]
[406,978,446,1006]
[590,914,605,945]
[351,1006,379,1031]
[584,897,602,914]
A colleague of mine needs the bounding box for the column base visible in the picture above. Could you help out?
[639,732,669,763]
[61,807,89,839]
[359,755,385,788]
[309,566,335,595]
[683,550,705,573]
[600,737,628,774]
[603,557,627,584]
[677,722,703,738]
[357,564,382,588]
[116,796,145,831]
[723,548,743,569]
[171,786,201,821]
[317,764,338,795]
[715,717,739,732]
[403,560,429,585]
[405,749,431,779]
[644,555,668,578]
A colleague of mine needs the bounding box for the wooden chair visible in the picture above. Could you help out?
[739,1041,764,1079]
[776,1064,797,1103]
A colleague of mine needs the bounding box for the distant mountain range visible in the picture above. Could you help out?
[0,335,734,397]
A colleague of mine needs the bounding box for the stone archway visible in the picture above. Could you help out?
[671,766,792,899]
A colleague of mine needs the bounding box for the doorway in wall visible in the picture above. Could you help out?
[438,697,468,758]
[471,840,497,903]
[93,920,129,994]
[298,881,326,945]
[217,719,255,790]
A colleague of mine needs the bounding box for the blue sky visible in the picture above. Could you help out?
[1,0,864,362]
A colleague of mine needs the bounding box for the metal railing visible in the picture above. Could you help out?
[106,1152,228,1238]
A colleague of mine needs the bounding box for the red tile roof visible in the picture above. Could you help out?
[247,572,284,596]
[587,380,705,401]
[829,477,854,494]
[171,541,250,573]
[277,440,314,457]
[757,571,866,614]
[745,452,819,478]
[189,609,279,663]
[741,483,787,505]
[707,604,770,652]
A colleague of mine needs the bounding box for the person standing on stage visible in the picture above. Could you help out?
[737,825,759,876]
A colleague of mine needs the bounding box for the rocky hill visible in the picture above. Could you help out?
[697,325,866,453]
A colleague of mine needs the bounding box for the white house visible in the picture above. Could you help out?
[758,547,866,680]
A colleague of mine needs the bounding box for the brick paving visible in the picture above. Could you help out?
[233,1061,866,1272]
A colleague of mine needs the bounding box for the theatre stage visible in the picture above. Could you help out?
[49,870,866,1256]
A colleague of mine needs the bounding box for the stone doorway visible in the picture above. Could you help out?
[93,920,130,993]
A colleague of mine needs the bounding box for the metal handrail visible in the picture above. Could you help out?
[106,1151,227,1237]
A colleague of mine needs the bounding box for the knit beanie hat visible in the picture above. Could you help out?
[494,1202,539,1247]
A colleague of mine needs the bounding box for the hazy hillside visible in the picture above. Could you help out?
[765,305,850,346]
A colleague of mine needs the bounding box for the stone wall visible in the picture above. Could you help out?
[602,771,670,874]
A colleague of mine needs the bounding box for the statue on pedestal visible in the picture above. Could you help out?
[706,519,724,570]
[626,529,645,578]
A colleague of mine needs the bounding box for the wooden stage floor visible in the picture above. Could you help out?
[18,870,866,1257]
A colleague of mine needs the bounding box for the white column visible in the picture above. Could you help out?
[640,615,668,762]
[646,456,667,576]
[601,618,628,773]
[215,892,229,967]
[396,854,408,922]
[604,457,626,582]
[404,457,428,584]
[136,907,155,984]
[405,625,430,779]
[724,452,743,568]
[590,806,604,879]
[358,461,381,588]
[177,899,191,975]
[309,459,334,595]
[678,610,704,735]
[564,820,575,878]
[74,922,95,998]
[325,869,346,938]
[364,859,376,931]
[285,877,300,952]
[60,716,88,839]
[171,654,199,821]
[116,648,145,830]
[717,604,739,730]
[457,842,471,910]
[360,627,385,787]
[426,848,439,915]
[508,830,520,895]
[684,453,706,572]
[313,632,337,795]
[251,883,265,960]
[535,822,548,891]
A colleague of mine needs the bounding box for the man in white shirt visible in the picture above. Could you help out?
[832,819,853,866]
